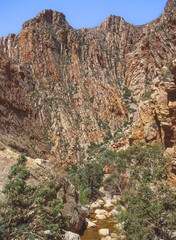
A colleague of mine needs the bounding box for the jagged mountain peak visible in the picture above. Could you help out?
[22,9,72,30]
[165,0,176,12]
[97,14,129,34]
[104,14,123,22]
[19,0,175,33]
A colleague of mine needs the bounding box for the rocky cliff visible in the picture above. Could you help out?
[0,0,176,166]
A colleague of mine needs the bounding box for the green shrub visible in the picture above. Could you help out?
[90,97,94,103]
[118,183,176,240]
[0,154,67,240]
[87,142,101,155]
[123,87,131,99]
[66,161,104,204]
[142,91,151,100]
[116,144,176,240]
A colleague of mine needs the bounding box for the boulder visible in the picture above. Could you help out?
[44,230,51,235]
[116,222,124,230]
[85,218,96,228]
[109,209,120,216]
[90,201,101,209]
[99,229,110,236]
[95,214,107,220]
[110,233,119,240]
[104,202,114,208]
[101,237,112,240]
[95,209,108,215]
[65,231,81,240]
[97,199,104,206]
[111,195,121,204]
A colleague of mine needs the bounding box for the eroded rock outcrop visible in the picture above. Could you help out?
[0,50,47,157]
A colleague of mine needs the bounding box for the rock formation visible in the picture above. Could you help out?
[0,0,175,166]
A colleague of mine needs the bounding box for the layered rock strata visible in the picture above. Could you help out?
[0,0,175,165]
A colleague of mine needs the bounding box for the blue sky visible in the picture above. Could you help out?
[0,0,168,37]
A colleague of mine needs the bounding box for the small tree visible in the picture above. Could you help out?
[116,144,176,240]
[0,153,67,240]
[66,161,104,204]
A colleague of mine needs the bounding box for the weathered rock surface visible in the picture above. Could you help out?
[65,231,81,240]
[0,0,176,167]
[95,214,107,220]
[94,209,109,216]
[0,51,46,158]
[90,201,101,210]
[99,229,110,236]
[101,237,112,240]
[0,148,88,232]
[85,218,97,228]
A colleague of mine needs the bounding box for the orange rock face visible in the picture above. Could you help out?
[0,50,46,157]
[0,0,176,165]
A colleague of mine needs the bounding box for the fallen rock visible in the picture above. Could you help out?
[101,236,112,240]
[109,209,120,216]
[103,197,112,204]
[104,202,114,208]
[120,206,126,211]
[110,233,119,240]
[116,222,124,230]
[111,199,118,205]
[86,218,96,228]
[65,231,81,240]
[95,209,108,216]
[95,214,107,220]
[44,230,51,235]
[90,202,101,209]
[97,199,104,206]
[111,195,121,204]
[99,228,110,236]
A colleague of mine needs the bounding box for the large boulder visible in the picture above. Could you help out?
[0,148,88,232]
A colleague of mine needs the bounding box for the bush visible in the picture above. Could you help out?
[66,161,104,204]
[142,91,151,100]
[0,154,67,240]
[123,87,131,99]
[119,183,176,240]
[89,97,94,103]
[116,144,176,240]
